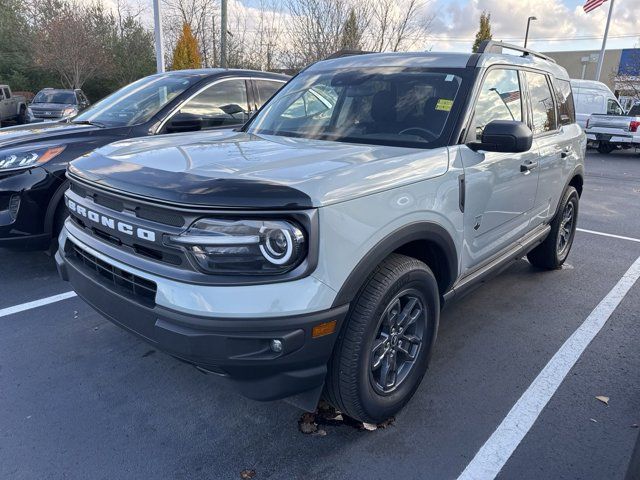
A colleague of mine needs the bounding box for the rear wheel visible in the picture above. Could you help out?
[527,186,579,270]
[597,142,616,154]
[325,254,439,423]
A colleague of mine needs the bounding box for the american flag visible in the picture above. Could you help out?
[499,91,521,104]
[584,0,608,13]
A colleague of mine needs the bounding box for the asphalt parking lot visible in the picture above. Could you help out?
[1,150,639,480]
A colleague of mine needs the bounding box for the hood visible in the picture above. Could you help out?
[69,130,450,208]
[0,121,100,149]
[29,102,73,112]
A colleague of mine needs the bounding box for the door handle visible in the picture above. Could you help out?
[520,161,538,173]
[560,147,572,159]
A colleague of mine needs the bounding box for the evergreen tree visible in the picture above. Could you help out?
[472,11,493,53]
[172,23,202,70]
[340,9,362,51]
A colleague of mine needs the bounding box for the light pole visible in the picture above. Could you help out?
[152,0,165,73]
[524,16,536,49]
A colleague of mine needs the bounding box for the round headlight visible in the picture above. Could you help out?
[260,227,294,265]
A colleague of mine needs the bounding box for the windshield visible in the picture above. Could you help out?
[73,74,200,127]
[33,90,76,104]
[247,67,465,148]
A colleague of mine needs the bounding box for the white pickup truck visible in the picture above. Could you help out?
[0,85,27,125]
[585,104,640,154]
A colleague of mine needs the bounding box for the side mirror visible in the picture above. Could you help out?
[469,120,533,153]
[219,103,245,115]
[166,112,203,133]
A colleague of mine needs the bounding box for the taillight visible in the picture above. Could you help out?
[630,121,640,133]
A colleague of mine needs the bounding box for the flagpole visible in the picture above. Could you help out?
[594,0,614,81]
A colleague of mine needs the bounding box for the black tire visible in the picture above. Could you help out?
[527,186,579,270]
[17,106,27,124]
[325,254,439,423]
[48,202,68,254]
[597,142,616,154]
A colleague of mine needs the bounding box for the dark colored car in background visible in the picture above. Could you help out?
[0,69,288,250]
[28,88,91,122]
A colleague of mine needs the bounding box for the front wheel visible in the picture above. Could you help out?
[527,186,579,270]
[325,254,439,423]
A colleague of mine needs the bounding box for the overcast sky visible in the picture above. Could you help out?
[107,0,639,53]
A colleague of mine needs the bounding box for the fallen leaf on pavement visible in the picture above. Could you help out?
[298,412,318,434]
[590,418,598,423]
[595,396,609,406]
[362,422,377,431]
[240,469,256,479]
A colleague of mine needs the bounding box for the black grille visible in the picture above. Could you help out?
[70,181,185,227]
[136,207,184,227]
[68,242,157,307]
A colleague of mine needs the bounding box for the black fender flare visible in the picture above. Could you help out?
[331,222,458,307]
[553,164,584,219]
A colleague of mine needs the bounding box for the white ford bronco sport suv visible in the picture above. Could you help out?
[57,42,585,423]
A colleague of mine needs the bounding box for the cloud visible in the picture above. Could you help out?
[427,0,640,52]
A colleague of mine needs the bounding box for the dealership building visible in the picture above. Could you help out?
[545,48,640,110]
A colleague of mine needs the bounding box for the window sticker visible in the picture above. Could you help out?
[445,74,455,82]
[435,99,453,111]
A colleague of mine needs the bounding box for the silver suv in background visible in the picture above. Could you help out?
[57,42,585,423]
[28,88,90,122]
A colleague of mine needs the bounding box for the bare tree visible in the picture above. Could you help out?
[33,1,113,88]
[367,0,432,52]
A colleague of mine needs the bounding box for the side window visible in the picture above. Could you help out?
[3,88,11,99]
[281,89,334,119]
[607,99,623,116]
[179,79,249,128]
[526,71,557,134]
[255,80,283,109]
[472,69,523,140]
[554,79,575,126]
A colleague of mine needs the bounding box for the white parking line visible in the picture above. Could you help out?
[458,255,640,480]
[577,228,640,244]
[0,291,77,319]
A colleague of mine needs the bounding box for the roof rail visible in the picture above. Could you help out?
[477,40,556,64]
[323,49,375,60]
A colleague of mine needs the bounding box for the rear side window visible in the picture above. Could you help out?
[554,79,575,126]
[255,80,284,109]
[3,88,10,99]
[525,72,556,134]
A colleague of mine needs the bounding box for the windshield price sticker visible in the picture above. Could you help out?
[435,99,453,111]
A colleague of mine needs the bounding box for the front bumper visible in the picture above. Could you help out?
[0,167,59,249]
[56,228,349,406]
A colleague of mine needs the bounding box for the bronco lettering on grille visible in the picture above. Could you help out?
[67,198,156,242]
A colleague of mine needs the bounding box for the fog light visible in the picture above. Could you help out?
[8,194,20,222]
[270,339,283,353]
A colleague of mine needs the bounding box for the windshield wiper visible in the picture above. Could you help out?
[71,120,106,128]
